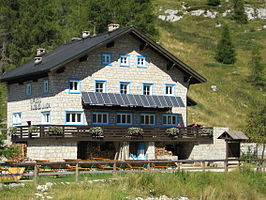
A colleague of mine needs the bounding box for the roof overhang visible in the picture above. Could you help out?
[218,131,249,141]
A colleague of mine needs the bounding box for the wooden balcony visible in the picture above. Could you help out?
[11,125,213,142]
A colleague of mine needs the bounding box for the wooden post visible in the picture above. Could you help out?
[224,160,228,172]
[237,160,241,169]
[177,162,181,170]
[75,162,79,182]
[34,164,38,185]
[113,162,117,174]
[202,161,206,172]
[147,162,151,172]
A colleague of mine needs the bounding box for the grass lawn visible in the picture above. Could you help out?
[0,168,265,200]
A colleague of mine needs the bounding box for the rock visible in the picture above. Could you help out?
[211,85,218,92]
[8,183,25,189]
[179,197,190,200]
[215,23,222,28]
[203,10,217,19]
[158,9,183,22]
[222,9,231,17]
[46,196,53,199]
[190,9,205,16]
[245,7,266,20]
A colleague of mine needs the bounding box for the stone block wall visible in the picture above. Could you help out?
[27,141,77,161]
[7,34,188,128]
[186,127,228,160]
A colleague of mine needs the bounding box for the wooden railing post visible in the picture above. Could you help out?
[34,164,38,185]
[75,162,79,182]
[224,160,228,172]
[202,161,206,172]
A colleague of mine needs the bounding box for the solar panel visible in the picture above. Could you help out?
[141,95,150,107]
[101,93,112,105]
[176,97,185,107]
[152,96,162,107]
[170,96,179,107]
[114,93,125,105]
[81,92,89,104]
[88,92,98,104]
[164,96,174,107]
[120,94,130,105]
[157,96,168,107]
[134,95,143,107]
[146,95,157,107]
[108,93,118,105]
[127,94,138,106]
[95,92,105,105]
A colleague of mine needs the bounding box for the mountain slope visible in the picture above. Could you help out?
[153,0,266,130]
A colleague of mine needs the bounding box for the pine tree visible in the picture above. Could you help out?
[232,0,248,24]
[207,0,220,6]
[248,49,265,86]
[215,25,236,64]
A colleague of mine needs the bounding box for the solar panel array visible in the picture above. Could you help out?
[82,92,185,108]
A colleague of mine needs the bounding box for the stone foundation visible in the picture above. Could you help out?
[27,141,77,161]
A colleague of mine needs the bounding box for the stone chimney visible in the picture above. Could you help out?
[36,48,45,56]
[108,24,120,32]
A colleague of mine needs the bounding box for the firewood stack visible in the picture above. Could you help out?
[155,147,173,157]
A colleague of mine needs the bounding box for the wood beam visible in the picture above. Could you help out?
[139,43,148,51]
[106,41,115,48]
[56,66,65,74]
[166,63,175,71]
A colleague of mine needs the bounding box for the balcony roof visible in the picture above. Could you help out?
[82,92,185,108]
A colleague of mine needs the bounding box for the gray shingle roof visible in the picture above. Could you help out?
[0,26,206,84]
[218,131,249,140]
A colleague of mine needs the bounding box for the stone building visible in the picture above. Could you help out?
[0,25,218,161]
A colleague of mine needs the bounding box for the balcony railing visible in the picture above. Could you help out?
[11,125,213,142]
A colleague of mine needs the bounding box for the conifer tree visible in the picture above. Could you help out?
[232,0,248,24]
[207,0,220,6]
[248,49,265,86]
[215,25,236,64]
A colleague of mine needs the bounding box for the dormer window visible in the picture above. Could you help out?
[25,82,32,96]
[137,56,146,68]
[69,79,81,94]
[119,54,130,67]
[101,53,112,65]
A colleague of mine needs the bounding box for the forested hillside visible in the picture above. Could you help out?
[0,0,265,130]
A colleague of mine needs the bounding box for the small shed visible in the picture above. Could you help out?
[218,131,249,158]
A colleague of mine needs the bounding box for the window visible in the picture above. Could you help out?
[101,53,112,65]
[92,112,109,125]
[117,113,132,125]
[120,82,130,94]
[69,79,81,93]
[12,113,22,125]
[137,56,146,68]
[119,54,130,67]
[162,114,178,126]
[25,82,32,96]
[41,111,51,124]
[142,83,153,95]
[65,111,83,125]
[165,84,176,96]
[43,80,49,94]
[140,114,155,126]
[95,80,106,93]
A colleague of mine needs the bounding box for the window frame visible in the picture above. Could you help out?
[92,112,109,126]
[116,112,133,126]
[119,81,130,94]
[12,112,22,125]
[41,111,51,125]
[139,113,156,126]
[95,80,107,93]
[142,83,154,95]
[65,111,84,125]
[101,53,112,66]
[68,78,81,94]
[164,84,176,96]
[137,56,147,68]
[43,80,49,94]
[25,82,32,96]
[119,54,130,67]
[162,114,179,127]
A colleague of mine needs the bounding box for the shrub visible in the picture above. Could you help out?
[28,126,38,133]
[48,126,62,134]
[166,128,179,136]
[89,127,103,137]
[128,127,143,136]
